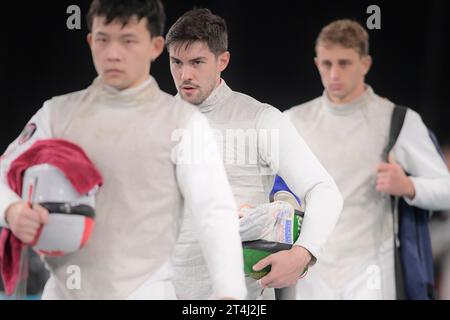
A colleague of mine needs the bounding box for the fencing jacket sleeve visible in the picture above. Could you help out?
[258,107,343,261]
[173,112,247,299]
[1,103,53,227]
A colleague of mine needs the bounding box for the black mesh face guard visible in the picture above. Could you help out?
[242,240,292,253]
[295,210,304,218]
[39,202,95,218]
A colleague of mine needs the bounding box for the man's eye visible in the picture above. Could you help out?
[96,38,107,43]
[194,61,203,65]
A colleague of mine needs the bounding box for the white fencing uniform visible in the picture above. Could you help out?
[172,80,343,300]
[0,77,247,300]
[285,86,450,299]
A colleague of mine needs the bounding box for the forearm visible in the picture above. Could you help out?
[405,176,450,210]
[175,112,247,299]
[258,108,343,261]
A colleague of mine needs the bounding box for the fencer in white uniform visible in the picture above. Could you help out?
[166,9,343,300]
[0,0,247,300]
[285,19,450,299]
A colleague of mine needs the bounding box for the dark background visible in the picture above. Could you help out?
[2,0,449,152]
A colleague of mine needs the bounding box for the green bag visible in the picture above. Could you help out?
[243,207,304,280]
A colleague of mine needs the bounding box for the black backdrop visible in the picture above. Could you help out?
[2,0,449,152]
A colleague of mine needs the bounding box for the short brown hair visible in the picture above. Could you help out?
[166,8,228,56]
[316,19,369,57]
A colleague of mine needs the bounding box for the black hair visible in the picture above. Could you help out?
[87,0,166,37]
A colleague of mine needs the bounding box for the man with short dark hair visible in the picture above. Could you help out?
[167,8,343,300]
[0,0,247,300]
[285,19,450,299]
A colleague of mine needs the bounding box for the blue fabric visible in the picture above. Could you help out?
[269,176,301,205]
[397,129,443,300]
[398,199,435,300]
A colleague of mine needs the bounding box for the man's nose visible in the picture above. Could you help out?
[329,65,341,80]
[105,41,122,62]
[180,66,194,82]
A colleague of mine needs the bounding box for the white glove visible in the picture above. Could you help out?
[239,201,296,243]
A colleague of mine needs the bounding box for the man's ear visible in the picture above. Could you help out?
[217,51,231,72]
[361,55,373,76]
[314,57,319,68]
[314,57,324,74]
[87,33,93,48]
[150,36,165,62]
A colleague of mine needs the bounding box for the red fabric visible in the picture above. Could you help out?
[80,217,95,248]
[0,231,25,295]
[0,139,103,296]
[8,139,103,196]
